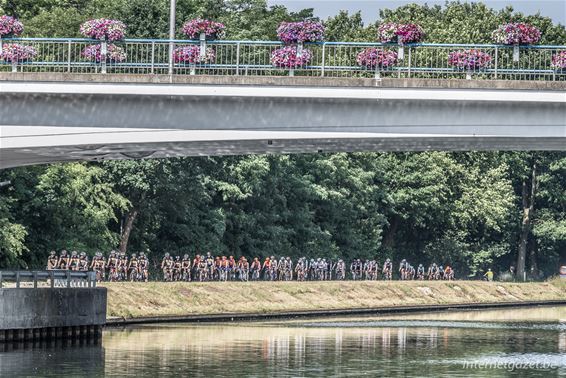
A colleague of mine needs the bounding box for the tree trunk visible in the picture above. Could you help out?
[517,162,536,281]
[119,208,138,253]
[382,215,400,249]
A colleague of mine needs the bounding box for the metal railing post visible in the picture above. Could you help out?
[235,42,241,76]
[494,46,498,79]
[67,40,72,73]
[50,271,54,288]
[0,271,3,288]
[33,271,38,288]
[101,41,107,74]
[16,271,20,288]
[66,271,71,288]
[168,41,175,76]
[321,42,326,77]
[150,41,155,74]
[407,47,412,78]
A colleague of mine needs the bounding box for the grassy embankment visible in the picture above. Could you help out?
[103,278,566,319]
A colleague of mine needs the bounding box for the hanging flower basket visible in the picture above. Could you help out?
[0,15,24,38]
[1,43,37,62]
[173,45,215,64]
[448,49,492,70]
[271,46,312,68]
[276,21,325,44]
[492,23,541,45]
[356,48,398,69]
[181,19,225,40]
[80,19,126,42]
[82,44,126,63]
[551,51,566,72]
[377,22,424,45]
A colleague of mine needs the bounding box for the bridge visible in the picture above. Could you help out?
[0,38,565,168]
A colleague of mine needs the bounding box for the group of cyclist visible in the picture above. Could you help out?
[159,253,455,282]
[46,250,150,282]
[46,250,455,283]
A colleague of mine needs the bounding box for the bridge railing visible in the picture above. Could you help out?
[0,38,565,81]
[0,270,97,288]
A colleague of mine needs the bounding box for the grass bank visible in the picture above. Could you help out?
[102,280,565,319]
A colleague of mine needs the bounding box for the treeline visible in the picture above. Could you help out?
[0,1,564,279]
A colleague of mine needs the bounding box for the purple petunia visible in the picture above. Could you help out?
[377,22,424,44]
[551,51,566,69]
[448,49,492,70]
[356,48,398,69]
[1,43,37,62]
[181,19,225,40]
[173,45,216,64]
[0,15,24,37]
[271,46,312,68]
[492,23,541,45]
[81,44,127,63]
[80,19,126,42]
[276,21,325,44]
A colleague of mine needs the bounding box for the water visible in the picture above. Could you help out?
[1,306,565,377]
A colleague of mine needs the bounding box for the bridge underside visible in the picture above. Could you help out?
[0,80,564,168]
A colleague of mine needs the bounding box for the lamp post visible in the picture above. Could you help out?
[168,0,177,75]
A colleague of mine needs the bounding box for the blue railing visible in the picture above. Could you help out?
[0,38,564,80]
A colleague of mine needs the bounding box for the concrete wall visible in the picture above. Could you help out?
[0,288,106,329]
[0,72,565,90]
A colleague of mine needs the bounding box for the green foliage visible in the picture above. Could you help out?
[0,1,564,278]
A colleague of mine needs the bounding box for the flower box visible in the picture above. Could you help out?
[80,19,126,42]
[276,21,325,44]
[173,45,215,64]
[271,46,312,68]
[82,44,126,63]
[492,23,541,45]
[181,19,225,40]
[492,23,541,62]
[551,51,566,71]
[1,43,37,62]
[377,22,424,45]
[0,15,24,38]
[356,48,398,69]
[448,49,492,70]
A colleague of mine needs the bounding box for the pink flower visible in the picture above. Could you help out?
[1,43,37,62]
[492,23,541,45]
[356,48,398,69]
[81,44,127,63]
[0,15,24,37]
[80,19,126,42]
[181,19,225,40]
[276,21,325,44]
[551,51,566,69]
[173,45,216,64]
[271,46,312,68]
[378,22,424,44]
[448,49,492,70]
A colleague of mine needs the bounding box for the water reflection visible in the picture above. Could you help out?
[0,306,564,377]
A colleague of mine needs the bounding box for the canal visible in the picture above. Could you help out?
[1,306,565,377]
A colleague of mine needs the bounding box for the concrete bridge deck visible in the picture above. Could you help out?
[0,75,564,168]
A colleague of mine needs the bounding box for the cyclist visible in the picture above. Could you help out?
[335,259,346,280]
[250,257,262,281]
[238,256,249,281]
[182,254,192,282]
[416,264,425,280]
[161,253,174,281]
[139,252,149,282]
[128,254,140,281]
[399,259,409,280]
[382,258,393,280]
[47,251,58,270]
